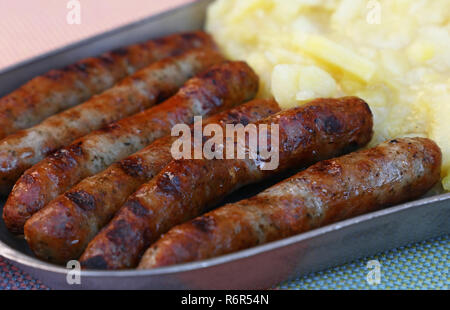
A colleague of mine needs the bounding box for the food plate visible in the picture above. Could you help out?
[0,0,449,289]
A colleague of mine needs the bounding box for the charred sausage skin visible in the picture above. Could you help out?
[0,32,215,140]
[0,49,224,195]
[80,96,374,269]
[137,137,441,269]
[24,99,280,263]
[5,61,259,234]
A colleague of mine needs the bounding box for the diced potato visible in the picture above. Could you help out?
[299,35,377,82]
[443,175,450,192]
[273,0,303,21]
[246,52,274,98]
[291,16,320,34]
[408,41,436,64]
[264,48,305,65]
[295,90,317,101]
[226,0,273,22]
[355,87,388,107]
[380,50,409,77]
[426,82,450,190]
[331,0,364,24]
[272,64,336,109]
[271,64,302,109]
[339,78,365,94]
[429,101,450,172]
[296,65,337,99]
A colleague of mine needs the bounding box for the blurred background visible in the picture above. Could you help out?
[0,0,193,70]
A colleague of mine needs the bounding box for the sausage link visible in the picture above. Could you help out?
[80,96,374,269]
[137,137,441,268]
[5,61,259,234]
[0,49,224,195]
[24,99,280,263]
[0,32,215,139]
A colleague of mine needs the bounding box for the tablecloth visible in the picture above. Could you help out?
[0,0,194,70]
[277,234,449,290]
[1,234,448,290]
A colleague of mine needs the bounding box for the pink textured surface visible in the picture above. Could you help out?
[0,0,194,70]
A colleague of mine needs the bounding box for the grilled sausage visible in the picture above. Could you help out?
[0,49,224,195]
[24,99,280,263]
[0,32,215,140]
[4,61,259,234]
[137,137,442,269]
[79,96,374,269]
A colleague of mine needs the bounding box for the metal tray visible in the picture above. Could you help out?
[0,0,449,289]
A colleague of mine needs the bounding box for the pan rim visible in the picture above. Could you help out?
[1,192,449,278]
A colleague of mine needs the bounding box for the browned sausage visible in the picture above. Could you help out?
[24,99,280,263]
[0,32,216,140]
[4,61,259,234]
[137,137,442,269]
[0,48,224,195]
[79,96,374,269]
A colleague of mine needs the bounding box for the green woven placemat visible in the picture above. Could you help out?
[277,234,449,290]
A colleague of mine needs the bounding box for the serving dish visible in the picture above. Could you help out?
[0,0,449,289]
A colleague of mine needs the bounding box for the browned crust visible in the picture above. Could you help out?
[23,99,279,263]
[0,31,216,140]
[80,97,374,270]
[0,48,224,195]
[5,61,258,234]
[137,137,441,269]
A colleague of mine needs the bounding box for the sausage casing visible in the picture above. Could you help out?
[80,96,374,269]
[0,32,215,139]
[24,99,280,263]
[137,137,442,269]
[0,48,224,194]
[4,61,259,234]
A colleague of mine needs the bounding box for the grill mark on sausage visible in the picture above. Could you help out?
[323,115,343,134]
[106,219,135,246]
[65,190,97,212]
[127,199,150,218]
[109,48,129,57]
[118,157,146,178]
[97,123,121,133]
[191,216,216,234]
[180,33,204,42]
[156,172,183,198]
[47,141,85,171]
[22,173,37,185]
[80,255,109,270]
[98,54,116,65]
[43,70,64,81]
[48,151,79,170]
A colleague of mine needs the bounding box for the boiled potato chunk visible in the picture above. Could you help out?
[271,64,302,109]
[271,64,337,109]
[300,35,377,82]
[408,41,436,64]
